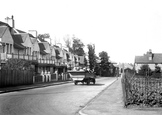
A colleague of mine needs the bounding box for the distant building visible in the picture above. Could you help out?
[135,50,162,72]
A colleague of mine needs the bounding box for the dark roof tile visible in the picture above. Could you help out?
[135,53,162,64]
[12,34,25,49]
[0,21,10,27]
[38,43,47,55]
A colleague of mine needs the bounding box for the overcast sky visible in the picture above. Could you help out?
[1,0,162,63]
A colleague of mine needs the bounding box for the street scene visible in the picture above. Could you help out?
[1,0,162,115]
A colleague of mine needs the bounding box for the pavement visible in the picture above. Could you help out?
[0,80,72,94]
[79,77,162,115]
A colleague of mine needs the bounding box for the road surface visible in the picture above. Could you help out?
[0,77,116,115]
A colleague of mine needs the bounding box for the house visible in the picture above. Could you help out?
[42,42,51,59]
[135,50,162,72]
[0,25,14,54]
[30,36,40,57]
[0,20,83,83]
[135,51,162,64]
[13,29,33,55]
[78,56,85,65]
[12,34,26,55]
[38,42,49,59]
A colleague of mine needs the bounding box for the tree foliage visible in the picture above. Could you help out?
[99,51,111,76]
[72,37,85,56]
[155,65,161,73]
[37,33,50,42]
[63,35,73,53]
[2,59,34,70]
[64,35,85,56]
[84,57,88,67]
[138,64,152,76]
[87,44,96,71]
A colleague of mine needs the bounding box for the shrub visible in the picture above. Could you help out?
[2,59,34,71]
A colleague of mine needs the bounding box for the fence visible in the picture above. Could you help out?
[0,69,34,88]
[34,72,71,83]
[122,71,162,108]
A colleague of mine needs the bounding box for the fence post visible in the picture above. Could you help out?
[121,73,127,107]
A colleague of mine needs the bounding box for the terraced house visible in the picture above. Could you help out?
[0,21,83,87]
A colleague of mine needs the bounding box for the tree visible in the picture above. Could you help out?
[155,65,161,73]
[37,33,51,43]
[84,57,88,67]
[138,64,152,76]
[99,51,111,76]
[63,35,73,53]
[72,36,85,56]
[2,59,34,71]
[63,35,85,56]
[87,44,96,71]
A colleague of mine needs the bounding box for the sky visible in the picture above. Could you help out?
[1,0,162,64]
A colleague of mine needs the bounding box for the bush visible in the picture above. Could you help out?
[2,59,34,71]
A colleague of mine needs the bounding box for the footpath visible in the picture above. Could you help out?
[79,77,162,115]
[0,80,72,94]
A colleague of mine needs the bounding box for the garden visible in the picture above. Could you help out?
[122,65,162,108]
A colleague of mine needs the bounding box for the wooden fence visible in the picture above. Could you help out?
[0,69,34,88]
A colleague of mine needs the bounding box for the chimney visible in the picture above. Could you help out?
[11,15,15,28]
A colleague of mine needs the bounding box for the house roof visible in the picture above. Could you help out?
[42,42,50,54]
[0,26,13,44]
[38,43,47,55]
[0,21,10,27]
[50,46,56,56]
[55,48,60,58]
[78,56,85,64]
[29,33,35,38]
[31,38,39,52]
[0,21,13,33]
[31,37,37,44]
[135,53,162,64]
[0,26,7,38]
[12,34,25,49]
[153,54,162,63]
[16,29,26,33]
[53,45,60,48]
[21,33,32,47]
[13,29,27,34]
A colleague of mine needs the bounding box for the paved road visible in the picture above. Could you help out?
[0,77,116,115]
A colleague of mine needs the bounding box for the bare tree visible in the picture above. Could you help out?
[63,34,73,53]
